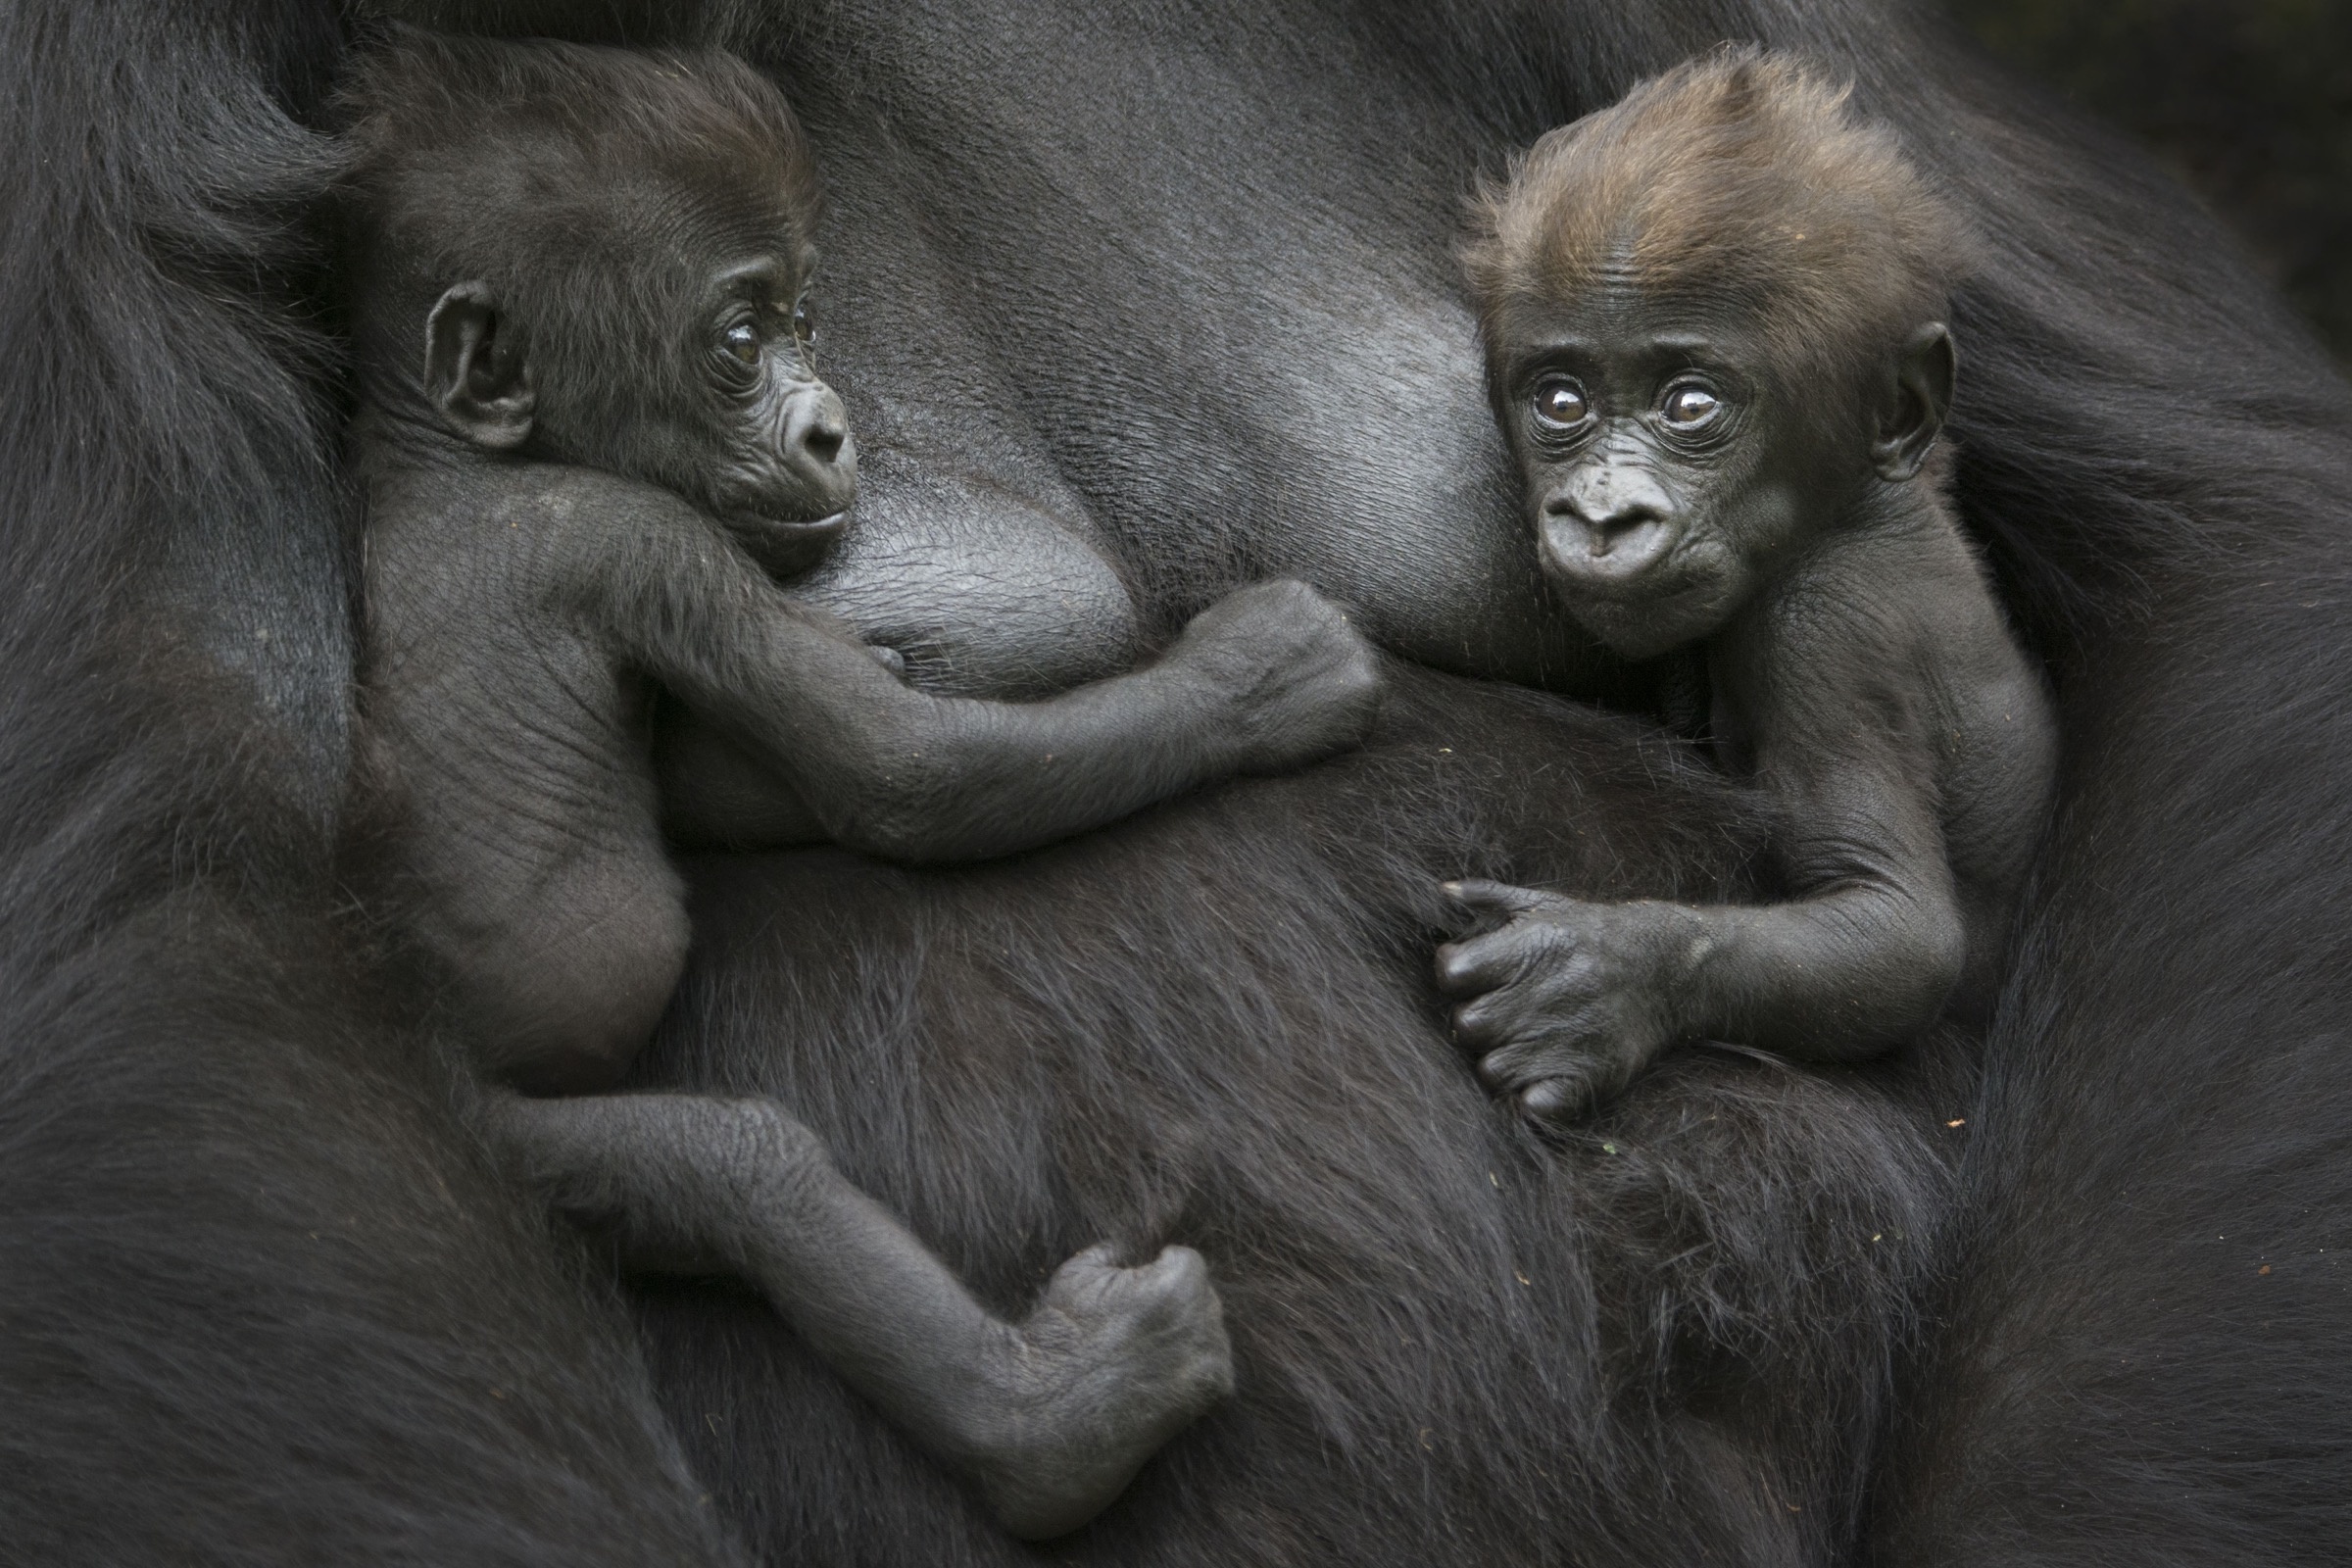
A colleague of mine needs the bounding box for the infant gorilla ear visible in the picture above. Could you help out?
[1447,47,2053,1121]
[337,27,1387,1535]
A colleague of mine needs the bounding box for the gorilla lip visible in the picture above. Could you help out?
[1538,527,1694,603]
[738,510,850,545]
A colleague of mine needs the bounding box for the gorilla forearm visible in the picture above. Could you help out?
[341,38,1276,1537]
[630,567,1379,864]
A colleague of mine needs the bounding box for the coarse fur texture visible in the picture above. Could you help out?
[0,4,747,1563]
[633,666,1960,1562]
[0,0,2349,1564]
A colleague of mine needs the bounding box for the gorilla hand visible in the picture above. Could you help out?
[1162,579,1384,776]
[1435,880,1690,1123]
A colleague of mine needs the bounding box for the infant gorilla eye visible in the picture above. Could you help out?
[1660,384,1722,427]
[722,322,761,365]
[1532,377,1590,429]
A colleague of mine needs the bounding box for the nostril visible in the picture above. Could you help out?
[1589,508,1665,553]
[788,388,851,469]
[803,422,844,465]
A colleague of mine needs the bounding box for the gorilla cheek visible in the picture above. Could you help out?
[1712,472,1809,567]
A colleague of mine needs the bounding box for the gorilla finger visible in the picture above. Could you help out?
[1474,1035,1575,1095]
[1449,995,1515,1050]
[1434,923,1547,994]
[1520,1074,1595,1124]
[1474,1004,1617,1084]
[1442,878,1555,920]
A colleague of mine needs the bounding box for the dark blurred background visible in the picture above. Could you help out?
[1949,0,2352,358]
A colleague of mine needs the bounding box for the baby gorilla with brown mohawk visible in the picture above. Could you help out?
[1440,50,2056,1119]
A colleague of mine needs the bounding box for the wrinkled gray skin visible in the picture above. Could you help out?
[1438,282,2058,1120]
[355,103,1385,1534]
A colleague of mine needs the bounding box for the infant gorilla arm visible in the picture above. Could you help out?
[630,561,1376,862]
[1439,51,2056,1121]
[339,31,1375,1535]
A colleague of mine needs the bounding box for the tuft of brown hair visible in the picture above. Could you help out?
[1464,47,1977,398]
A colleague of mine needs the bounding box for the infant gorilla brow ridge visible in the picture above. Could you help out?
[336,28,1379,1538]
[1443,48,2056,1123]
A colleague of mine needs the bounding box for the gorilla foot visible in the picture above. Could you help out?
[958,1243,1236,1540]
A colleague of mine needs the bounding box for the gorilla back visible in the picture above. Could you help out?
[2,0,2349,1565]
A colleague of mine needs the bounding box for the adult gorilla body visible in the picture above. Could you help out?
[1,4,2346,1568]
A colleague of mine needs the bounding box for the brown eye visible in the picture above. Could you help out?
[1532,377,1589,429]
[791,302,814,348]
[722,322,760,365]
[1661,384,1722,427]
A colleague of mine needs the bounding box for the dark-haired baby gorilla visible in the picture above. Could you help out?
[1442,51,2057,1121]
[337,31,1382,1540]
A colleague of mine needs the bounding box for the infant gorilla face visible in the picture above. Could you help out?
[536,235,860,578]
[408,89,859,580]
[678,251,859,570]
[1488,280,1831,661]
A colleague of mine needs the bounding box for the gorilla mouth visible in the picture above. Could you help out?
[718,508,852,573]
[1556,557,1707,610]
[726,508,851,547]
[751,510,848,538]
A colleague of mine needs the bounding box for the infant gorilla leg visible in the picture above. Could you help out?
[482,1093,1235,1539]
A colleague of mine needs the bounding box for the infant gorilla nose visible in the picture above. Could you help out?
[777,381,858,516]
[1540,475,1680,591]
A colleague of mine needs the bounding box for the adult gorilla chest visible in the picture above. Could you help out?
[764,0,1608,693]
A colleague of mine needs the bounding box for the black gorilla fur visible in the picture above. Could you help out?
[3,0,2350,1564]
[637,669,1961,1561]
